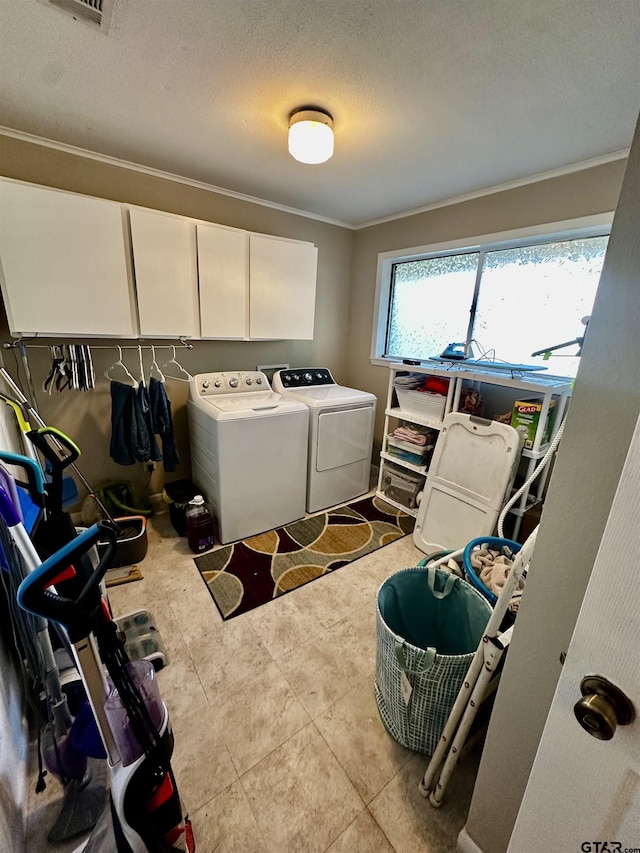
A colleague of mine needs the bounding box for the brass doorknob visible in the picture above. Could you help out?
[574,675,635,740]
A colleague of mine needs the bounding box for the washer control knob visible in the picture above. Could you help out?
[256,377,263,384]
[246,378,252,385]
[316,372,324,380]
[293,374,301,381]
[304,372,313,382]
[229,378,239,388]
[202,381,210,389]
[214,380,221,388]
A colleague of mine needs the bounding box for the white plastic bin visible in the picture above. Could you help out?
[395,389,447,420]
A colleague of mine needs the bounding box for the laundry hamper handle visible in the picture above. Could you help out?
[427,567,458,599]
[395,640,437,674]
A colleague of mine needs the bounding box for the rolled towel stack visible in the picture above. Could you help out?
[393,423,436,446]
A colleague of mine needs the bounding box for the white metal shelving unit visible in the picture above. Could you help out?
[375,360,573,536]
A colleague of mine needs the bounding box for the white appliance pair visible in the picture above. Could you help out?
[188,369,376,544]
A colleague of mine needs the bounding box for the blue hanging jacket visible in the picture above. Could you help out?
[149,377,180,473]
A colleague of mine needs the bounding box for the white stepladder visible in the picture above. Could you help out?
[418,527,539,807]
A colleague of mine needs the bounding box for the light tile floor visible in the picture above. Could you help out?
[26,505,482,853]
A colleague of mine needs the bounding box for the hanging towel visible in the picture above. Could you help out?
[149,377,180,472]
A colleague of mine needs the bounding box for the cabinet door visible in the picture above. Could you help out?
[197,223,249,339]
[249,234,318,340]
[0,180,134,337]
[129,208,200,338]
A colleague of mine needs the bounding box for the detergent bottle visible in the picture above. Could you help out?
[186,495,215,554]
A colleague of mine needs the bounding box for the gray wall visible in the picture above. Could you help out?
[0,134,354,500]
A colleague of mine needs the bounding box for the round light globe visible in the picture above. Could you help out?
[288,109,334,164]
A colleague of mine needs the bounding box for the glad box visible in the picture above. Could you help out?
[511,398,556,450]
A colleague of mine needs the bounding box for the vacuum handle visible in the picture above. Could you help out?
[17,521,117,635]
[0,451,46,507]
[27,427,81,470]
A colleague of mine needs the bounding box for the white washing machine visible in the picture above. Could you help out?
[188,371,309,544]
[272,368,377,513]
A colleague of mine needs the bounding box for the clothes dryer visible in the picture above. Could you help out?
[188,371,308,544]
[272,368,377,512]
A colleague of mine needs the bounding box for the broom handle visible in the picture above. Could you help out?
[0,365,120,529]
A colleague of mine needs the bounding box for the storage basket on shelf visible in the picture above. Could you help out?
[462,537,521,606]
[394,388,447,420]
[375,566,492,755]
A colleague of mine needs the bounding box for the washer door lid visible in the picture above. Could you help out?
[316,407,374,471]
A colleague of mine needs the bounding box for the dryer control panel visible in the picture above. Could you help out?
[276,368,335,388]
[192,371,271,396]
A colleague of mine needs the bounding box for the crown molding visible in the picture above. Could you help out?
[355,148,629,230]
[0,126,352,229]
[0,126,628,232]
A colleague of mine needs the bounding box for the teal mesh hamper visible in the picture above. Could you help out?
[375,566,492,754]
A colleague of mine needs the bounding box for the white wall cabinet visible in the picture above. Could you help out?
[0,179,318,342]
[249,233,318,340]
[0,179,135,337]
[129,208,200,339]
[197,222,248,339]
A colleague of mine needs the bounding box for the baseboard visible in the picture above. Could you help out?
[457,827,485,853]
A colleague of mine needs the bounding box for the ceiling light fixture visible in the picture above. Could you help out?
[288,108,334,164]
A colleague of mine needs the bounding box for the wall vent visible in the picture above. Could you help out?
[39,0,115,33]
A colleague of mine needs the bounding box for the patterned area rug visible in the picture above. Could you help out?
[194,495,415,620]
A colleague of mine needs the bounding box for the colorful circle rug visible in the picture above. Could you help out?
[194,495,415,620]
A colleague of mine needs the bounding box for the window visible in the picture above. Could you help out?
[373,216,612,378]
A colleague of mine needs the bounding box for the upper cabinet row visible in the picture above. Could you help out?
[0,179,318,341]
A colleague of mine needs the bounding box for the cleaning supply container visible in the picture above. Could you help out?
[375,565,491,754]
[186,494,215,553]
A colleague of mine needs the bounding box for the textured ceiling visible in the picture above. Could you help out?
[1,0,639,226]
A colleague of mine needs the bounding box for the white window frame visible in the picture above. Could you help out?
[370,213,614,364]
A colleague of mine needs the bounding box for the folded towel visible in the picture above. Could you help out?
[393,429,428,445]
[393,424,437,446]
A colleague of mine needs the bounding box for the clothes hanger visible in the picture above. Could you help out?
[161,346,192,382]
[137,345,146,387]
[104,346,137,387]
[149,346,166,383]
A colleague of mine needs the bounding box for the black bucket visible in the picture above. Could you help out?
[98,516,148,567]
[163,480,201,537]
